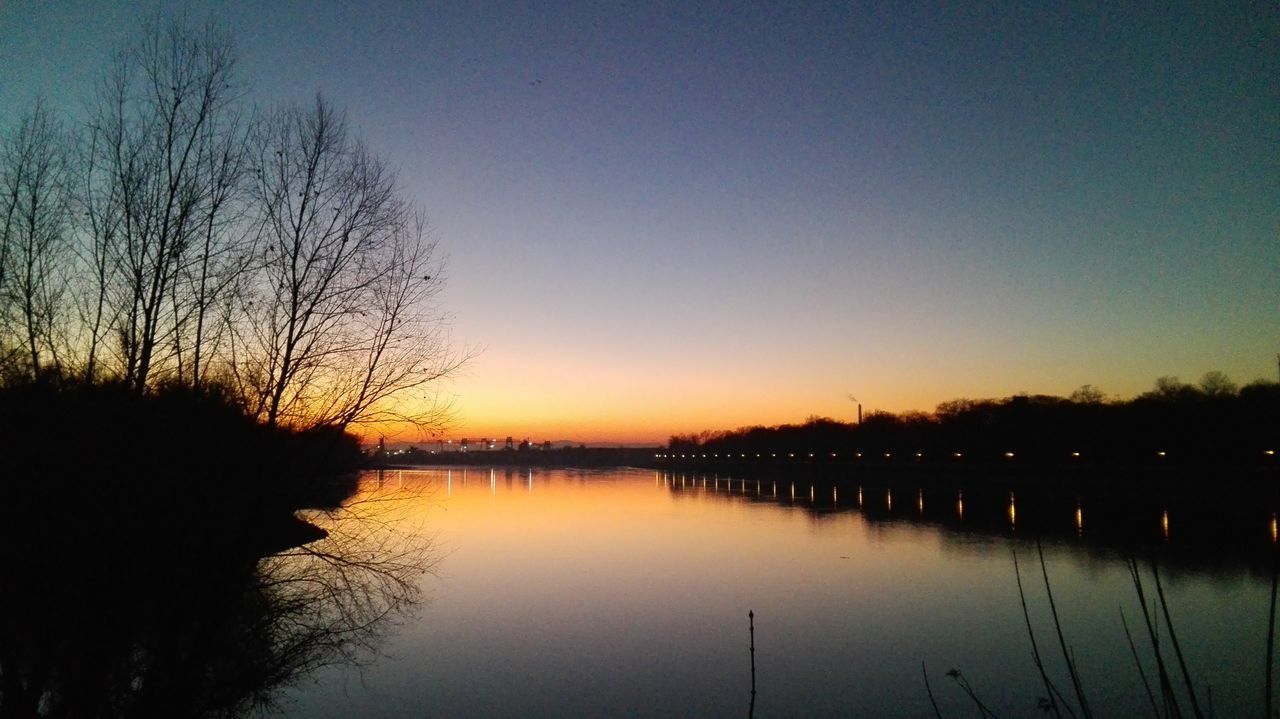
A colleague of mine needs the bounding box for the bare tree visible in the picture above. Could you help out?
[235,96,461,431]
[83,15,244,390]
[1,17,465,435]
[0,100,73,382]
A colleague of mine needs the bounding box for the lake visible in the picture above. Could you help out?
[277,466,1277,718]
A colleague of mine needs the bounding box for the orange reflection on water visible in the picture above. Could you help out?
[1075,506,1083,535]
[1271,514,1277,543]
[917,489,924,515]
[886,488,893,512]
[1161,509,1170,539]
[1008,492,1016,529]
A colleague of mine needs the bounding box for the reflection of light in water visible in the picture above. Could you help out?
[833,486,838,504]
[790,483,795,501]
[1272,514,1277,543]
[917,489,924,514]
[886,489,893,512]
[447,469,452,497]
[857,486,863,508]
[756,480,761,496]
[1008,492,1016,528]
[809,485,814,503]
[527,469,533,493]
[1075,506,1083,535]
[1161,509,1170,539]
[957,491,964,520]
[490,469,496,495]
[771,482,777,498]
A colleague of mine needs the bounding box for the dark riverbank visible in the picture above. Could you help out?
[0,380,407,718]
[0,380,365,557]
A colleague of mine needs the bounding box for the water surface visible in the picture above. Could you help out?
[279,467,1276,718]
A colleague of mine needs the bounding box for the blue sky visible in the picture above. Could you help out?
[2,1,1276,441]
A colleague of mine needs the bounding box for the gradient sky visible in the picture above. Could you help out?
[3,1,1276,443]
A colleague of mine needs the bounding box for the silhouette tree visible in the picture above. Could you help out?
[1199,370,1237,397]
[1069,384,1106,404]
[0,100,72,382]
[233,96,461,431]
[82,15,246,391]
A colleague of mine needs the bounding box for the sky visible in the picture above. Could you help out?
[2,1,1276,443]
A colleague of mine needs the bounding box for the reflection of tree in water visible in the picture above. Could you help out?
[0,484,433,719]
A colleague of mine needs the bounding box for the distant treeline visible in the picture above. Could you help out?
[375,445,660,468]
[668,374,1280,465]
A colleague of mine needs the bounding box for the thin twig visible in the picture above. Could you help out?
[922,662,943,719]
[748,610,756,719]
[1121,605,1162,719]
[1038,541,1092,718]
[947,669,999,719]
[1128,556,1182,718]
[1149,558,1204,719]
[1266,546,1278,719]
[1012,547,1069,719]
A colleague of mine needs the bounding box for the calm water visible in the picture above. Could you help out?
[277,467,1277,718]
